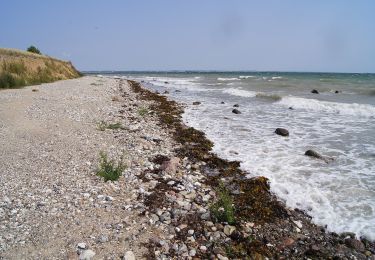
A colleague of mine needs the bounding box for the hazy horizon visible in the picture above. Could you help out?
[1,0,375,73]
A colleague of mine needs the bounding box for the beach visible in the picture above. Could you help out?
[0,76,374,259]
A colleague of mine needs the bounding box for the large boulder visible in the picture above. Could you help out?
[275,128,289,136]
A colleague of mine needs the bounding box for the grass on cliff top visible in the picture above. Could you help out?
[0,48,82,89]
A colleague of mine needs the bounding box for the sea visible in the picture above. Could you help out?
[95,71,375,240]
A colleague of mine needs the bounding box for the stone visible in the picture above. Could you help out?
[98,234,108,243]
[200,245,207,252]
[305,150,333,163]
[233,104,239,107]
[281,237,295,248]
[189,249,197,257]
[275,128,289,136]
[160,157,180,174]
[232,109,241,114]
[292,220,303,229]
[124,250,136,260]
[79,249,95,260]
[188,229,194,235]
[311,89,319,94]
[304,150,322,159]
[345,238,365,252]
[192,101,201,105]
[223,225,236,236]
[77,242,87,249]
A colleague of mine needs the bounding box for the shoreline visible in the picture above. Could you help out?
[127,79,374,259]
[0,76,373,259]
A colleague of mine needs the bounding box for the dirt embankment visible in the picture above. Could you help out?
[0,48,81,89]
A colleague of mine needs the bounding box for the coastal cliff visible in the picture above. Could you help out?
[0,48,81,88]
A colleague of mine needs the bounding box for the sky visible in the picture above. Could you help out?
[1,1,375,73]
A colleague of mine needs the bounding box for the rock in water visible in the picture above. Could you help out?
[275,128,289,136]
[304,150,322,159]
[124,251,136,260]
[233,104,239,107]
[192,101,201,105]
[311,89,319,94]
[305,150,334,163]
[232,109,241,114]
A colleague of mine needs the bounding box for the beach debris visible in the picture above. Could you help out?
[275,128,289,136]
[311,89,319,94]
[232,109,241,114]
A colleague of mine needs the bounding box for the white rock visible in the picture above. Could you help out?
[223,225,236,236]
[79,249,95,260]
[124,250,136,260]
[293,220,303,229]
[77,242,87,249]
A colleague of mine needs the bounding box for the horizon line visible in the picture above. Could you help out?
[82,70,375,75]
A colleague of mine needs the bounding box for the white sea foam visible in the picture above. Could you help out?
[279,96,375,117]
[239,75,256,79]
[271,76,283,80]
[217,77,241,81]
[222,88,257,97]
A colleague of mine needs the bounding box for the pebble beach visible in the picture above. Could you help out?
[0,76,374,259]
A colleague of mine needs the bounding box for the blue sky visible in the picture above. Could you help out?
[1,1,375,72]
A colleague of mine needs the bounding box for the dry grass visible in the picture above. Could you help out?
[0,48,81,89]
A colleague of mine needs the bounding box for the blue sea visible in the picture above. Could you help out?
[98,71,375,240]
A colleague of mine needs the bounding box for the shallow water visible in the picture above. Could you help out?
[104,71,375,240]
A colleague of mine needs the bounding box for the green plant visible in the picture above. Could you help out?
[97,121,124,131]
[0,72,25,89]
[96,152,125,182]
[138,107,149,117]
[27,45,41,54]
[210,183,236,224]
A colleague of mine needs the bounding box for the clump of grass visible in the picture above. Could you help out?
[97,121,124,131]
[138,107,149,117]
[96,152,126,182]
[0,72,26,89]
[210,183,236,224]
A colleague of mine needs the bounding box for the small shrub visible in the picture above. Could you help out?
[27,45,41,54]
[138,107,149,116]
[97,121,124,131]
[0,72,25,89]
[96,152,125,182]
[210,183,236,224]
